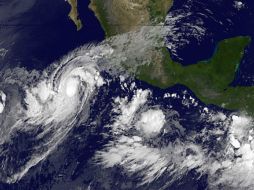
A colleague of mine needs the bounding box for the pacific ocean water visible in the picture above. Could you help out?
[0,0,105,70]
[0,0,253,189]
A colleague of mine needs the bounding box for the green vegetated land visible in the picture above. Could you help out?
[138,37,254,114]
[88,0,254,115]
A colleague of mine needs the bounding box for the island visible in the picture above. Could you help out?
[67,0,83,31]
[88,0,254,115]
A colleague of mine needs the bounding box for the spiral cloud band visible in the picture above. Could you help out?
[0,25,254,190]
[0,26,167,183]
[0,55,104,183]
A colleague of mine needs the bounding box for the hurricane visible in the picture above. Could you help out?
[0,18,254,190]
[0,26,168,184]
[0,51,105,183]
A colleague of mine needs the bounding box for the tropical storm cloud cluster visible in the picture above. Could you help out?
[94,79,254,190]
[0,25,254,190]
[0,26,167,183]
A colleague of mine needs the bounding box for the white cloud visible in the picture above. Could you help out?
[229,134,241,149]
[234,1,245,10]
[0,51,105,183]
[95,91,207,185]
[209,114,254,189]
[111,89,150,133]
[95,135,206,185]
[96,109,254,189]
[0,48,8,58]
[0,26,166,183]
[2,23,254,190]
[0,91,6,113]
[136,109,166,136]
[0,103,4,114]
[25,59,104,125]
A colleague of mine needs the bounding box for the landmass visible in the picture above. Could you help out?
[88,1,254,114]
[138,37,254,114]
[89,0,173,36]
[67,0,83,31]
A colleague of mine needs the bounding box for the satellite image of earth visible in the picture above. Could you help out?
[1,0,254,189]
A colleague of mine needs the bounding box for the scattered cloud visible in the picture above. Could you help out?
[95,98,254,190]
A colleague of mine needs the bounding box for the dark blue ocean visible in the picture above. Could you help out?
[0,73,222,190]
[2,0,253,86]
[0,0,253,189]
[0,0,105,70]
[167,0,254,86]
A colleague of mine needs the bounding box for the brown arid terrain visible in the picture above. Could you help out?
[88,1,254,115]
[89,0,174,85]
[67,0,83,31]
[92,0,150,34]
[89,0,173,36]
